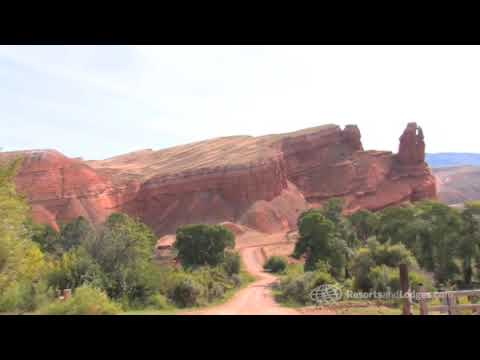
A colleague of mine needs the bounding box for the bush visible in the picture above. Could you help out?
[368,265,398,292]
[47,247,104,291]
[231,274,242,287]
[352,239,418,291]
[208,282,225,302]
[40,285,121,315]
[264,256,287,273]
[354,264,434,294]
[277,270,336,305]
[223,251,241,275]
[169,278,205,308]
[57,216,96,253]
[0,280,54,313]
[409,271,434,292]
[146,293,172,310]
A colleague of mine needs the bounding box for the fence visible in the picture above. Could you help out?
[399,263,480,315]
[417,288,480,315]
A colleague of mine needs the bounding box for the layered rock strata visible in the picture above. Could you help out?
[1,123,437,235]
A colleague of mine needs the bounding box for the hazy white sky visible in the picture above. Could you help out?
[1,45,479,160]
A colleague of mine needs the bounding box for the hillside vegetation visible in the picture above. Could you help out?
[273,198,480,308]
[0,159,250,314]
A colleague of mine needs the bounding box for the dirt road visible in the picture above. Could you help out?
[186,244,299,315]
[184,230,337,315]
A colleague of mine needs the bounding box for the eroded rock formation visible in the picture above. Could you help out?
[0,123,437,235]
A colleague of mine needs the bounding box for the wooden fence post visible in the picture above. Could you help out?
[446,293,457,315]
[418,286,429,315]
[399,264,412,315]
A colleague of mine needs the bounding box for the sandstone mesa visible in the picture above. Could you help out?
[0,123,437,235]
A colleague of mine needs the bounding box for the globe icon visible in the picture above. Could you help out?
[310,284,342,305]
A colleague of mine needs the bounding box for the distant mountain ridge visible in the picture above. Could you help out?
[434,166,480,205]
[426,153,480,168]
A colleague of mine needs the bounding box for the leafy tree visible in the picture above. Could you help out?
[0,158,47,296]
[297,208,321,229]
[264,256,287,273]
[351,238,417,291]
[47,246,104,291]
[86,213,157,302]
[58,216,96,252]
[294,211,349,278]
[29,222,62,256]
[458,201,480,285]
[174,224,235,268]
[223,251,241,276]
[349,209,379,242]
[415,201,463,284]
[377,206,417,245]
[322,198,345,225]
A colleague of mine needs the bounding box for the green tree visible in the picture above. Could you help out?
[349,209,379,242]
[415,201,463,284]
[377,206,417,245]
[322,198,344,225]
[294,211,349,278]
[0,158,47,293]
[86,213,157,302]
[223,251,241,276]
[351,238,417,291]
[29,222,62,256]
[47,246,104,291]
[459,201,480,285]
[58,216,96,252]
[264,256,287,273]
[174,224,235,268]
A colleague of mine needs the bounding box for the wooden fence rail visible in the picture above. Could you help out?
[399,264,480,315]
[417,288,480,315]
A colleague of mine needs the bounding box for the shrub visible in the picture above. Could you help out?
[146,293,172,310]
[277,270,336,305]
[47,247,104,291]
[40,285,121,315]
[231,274,242,287]
[57,216,96,253]
[264,256,287,273]
[169,278,205,308]
[311,271,336,288]
[354,264,434,294]
[208,282,225,302]
[368,265,398,292]
[0,280,54,313]
[352,239,418,291]
[0,283,23,313]
[223,251,241,275]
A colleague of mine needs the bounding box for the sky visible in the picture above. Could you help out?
[1,45,480,160]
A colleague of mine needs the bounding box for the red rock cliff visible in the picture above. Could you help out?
[1,123,437,235]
